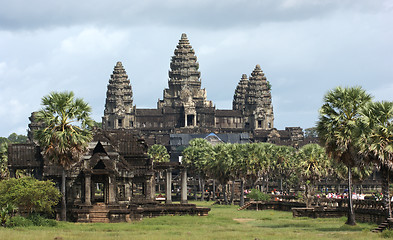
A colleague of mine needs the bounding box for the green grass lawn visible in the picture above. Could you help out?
[1,201,392,240]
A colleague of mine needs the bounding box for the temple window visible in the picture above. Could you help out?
[118,119,123,127]
[118,185,125,200]
[258,120,262,128]
[187,114,195,126]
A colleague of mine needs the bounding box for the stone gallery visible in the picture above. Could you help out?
[8,33,312,222]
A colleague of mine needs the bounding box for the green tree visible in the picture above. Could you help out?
[148,144,170,163]
[229,143,249,206]
[0,142,9,180]
[317,86,372,225]
[0,137,10,145]
[296,144,331,207]
[34,91,93,221]
[0,177,60,214]
[304,127,318,138]
[209,143,232,204]
[182,138,213,201]
[253,143,274,193]
[7,133,28,144]
[358,101,393,218]
[272,145,297,193]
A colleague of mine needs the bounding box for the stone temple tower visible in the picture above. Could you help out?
[233,64,274,130]
[102,61,135,129]
[157,33,214,128]
[232,74,249,111]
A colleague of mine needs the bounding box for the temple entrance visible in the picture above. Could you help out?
[186,114,196,127]
[92,175,108,204]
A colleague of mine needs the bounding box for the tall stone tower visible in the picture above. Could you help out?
[233,64,274,130]
[102,61,135,129]
[158,33,214,128]
[232,74,249,111]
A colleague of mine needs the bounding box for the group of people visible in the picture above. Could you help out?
[325,192,366,200]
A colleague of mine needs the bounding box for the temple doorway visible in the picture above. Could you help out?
[92,175,108,204]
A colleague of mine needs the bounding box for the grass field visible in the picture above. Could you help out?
[1,201,392,240]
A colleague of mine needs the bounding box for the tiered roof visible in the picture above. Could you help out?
[245,64,272,111]
[232,74,249,111]
[168,33,201,88]
[104,62,133,115]
[159,33,212,108]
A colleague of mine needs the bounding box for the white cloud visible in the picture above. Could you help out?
[58,27,130,56]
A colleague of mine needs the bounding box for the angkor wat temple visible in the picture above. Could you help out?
[7,33,317,222]
[102,33,315,157]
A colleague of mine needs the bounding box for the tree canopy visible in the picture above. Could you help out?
[148,144,170,163]
[34,91,93,221]
[0,177,60,214]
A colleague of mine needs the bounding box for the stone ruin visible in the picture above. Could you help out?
[8,128,210,222]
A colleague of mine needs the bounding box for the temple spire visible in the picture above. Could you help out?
[233,74,249,111]
[102,61,134,129]
[168,33,201,87]
[158,33,212,109]
[244,64,274,129]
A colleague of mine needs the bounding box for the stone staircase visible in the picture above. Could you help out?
[89,203,110,223]
[372,218,393,233]
[238,202,252,211]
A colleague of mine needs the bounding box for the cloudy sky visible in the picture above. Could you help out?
[0,0,392,137]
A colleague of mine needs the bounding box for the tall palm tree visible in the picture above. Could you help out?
[358,101,393,218]
[317,86,372,225]
[34,91,93,221]
[182,138,213,201]
[228,143,248,206]
[273,145,297,193]
[209,143,232,204]
[148,144,170,195]
[255,143,273,193]
[297,144,331,207]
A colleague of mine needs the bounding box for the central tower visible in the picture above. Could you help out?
[158,33,214,128]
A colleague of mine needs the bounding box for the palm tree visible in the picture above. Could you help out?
[34,91,93,221]
[358,101,393,218]
[273,145,297,194]
[317,86,372,225]
[297,144,331,207]
[148,144,170,163]
[182,138,213,201]
[209,143,232,204]
[148,144,170,195]
[254,143,273,193]
[230,143,249,207]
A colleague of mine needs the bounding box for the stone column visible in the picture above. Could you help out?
[185,114,188,127]
[165,169,172,204]
[85,173,91,205]
[181,169,188,204]
[108,174,116,204]
[145,174,155,201]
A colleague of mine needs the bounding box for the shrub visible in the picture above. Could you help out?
[0,177,61,214]
[0,204,17,227]
[247,189,271,201]
[8,216,33,227]
[27,213,57,227]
